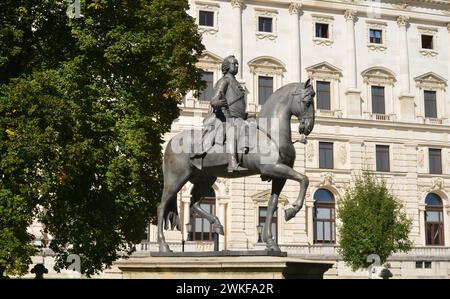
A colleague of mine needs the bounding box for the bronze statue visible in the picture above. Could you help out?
[157,56,315,253]
[210,55,246,172]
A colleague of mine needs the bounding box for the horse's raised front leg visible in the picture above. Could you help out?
[262,179,286,252]
[259,163,309,222]
[190,177,224,235]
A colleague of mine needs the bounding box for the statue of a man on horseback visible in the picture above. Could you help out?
[157,55,315,253]
[210,55,246,173]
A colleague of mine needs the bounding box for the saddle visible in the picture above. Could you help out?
[190,111,258,170]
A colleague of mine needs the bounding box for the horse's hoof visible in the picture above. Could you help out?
[266,242,281,252]
[159,243,172,253]
[284,208,296,221]
[213,224,225,235]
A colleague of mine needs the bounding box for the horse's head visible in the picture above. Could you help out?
[292,79,315,138]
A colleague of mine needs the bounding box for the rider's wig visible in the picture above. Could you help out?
[222,55,236,74]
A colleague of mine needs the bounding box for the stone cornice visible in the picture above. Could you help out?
[315,115,450,134]
[254,0,450,6]
[179,108,450,135]
[414,0,450,4]
[238,0,450,23]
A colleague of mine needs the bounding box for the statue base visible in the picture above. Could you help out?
[115,253,334,279]
[150,250,287,257]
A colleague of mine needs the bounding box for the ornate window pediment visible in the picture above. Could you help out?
[184,51,223,108]
[430,177,445,192]
[197,51,223,71]
[318,172,334,187]
[306,62,342,117]
[361,67,396,86]
[361,67,396,120]
[247,57,285,111]
[306,61,342,81]
[251,189,288,206]
[414,72,447,122]
[248,56,285,76]
[414,72,447,90]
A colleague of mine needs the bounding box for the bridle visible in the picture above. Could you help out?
[292,84,315,144]
[293,85,314,117]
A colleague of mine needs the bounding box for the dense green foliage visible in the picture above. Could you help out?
[0,0,204,276]
[337,172,412,271]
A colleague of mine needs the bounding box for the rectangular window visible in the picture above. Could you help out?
[376,145,390,172]
[258,76,273,105]
[429,148,442,174]
[258,207,277,243]
[199,72,214,101]
[315,23,329,38]
[421,35,434,49]
[371,86,385,115]
[313,204,336,244]
[369,29,382,44]
[190,197,216,241]
[199,10,214,27]
[424,90,437,118]
[415,261,433,269]
[258,17,272,33]
[319,142,334,169]
[426,221,444,246]
[316,81,331,110]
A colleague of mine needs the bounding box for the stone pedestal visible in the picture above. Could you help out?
[114,252,334,279]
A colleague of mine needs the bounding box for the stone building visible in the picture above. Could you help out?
[27,0,450,279]
[143,0,450,279]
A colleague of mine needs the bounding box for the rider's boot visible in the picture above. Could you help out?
[227,153,239,173]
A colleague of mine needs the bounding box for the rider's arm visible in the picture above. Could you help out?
[210,79,229,109]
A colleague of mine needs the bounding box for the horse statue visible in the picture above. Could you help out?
[157,79,315,252]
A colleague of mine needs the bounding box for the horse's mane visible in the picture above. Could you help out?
[258,82,302,119]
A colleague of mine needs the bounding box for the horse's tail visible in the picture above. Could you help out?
[160,133,194,231]
[161,138,181,231]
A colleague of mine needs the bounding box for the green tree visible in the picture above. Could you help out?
[0,191,36,278]
[337,171,412,271]
[0,1,76,83]
[0,0,204,277]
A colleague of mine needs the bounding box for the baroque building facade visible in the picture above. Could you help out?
[27,0,450,279]
[145,0,450,279]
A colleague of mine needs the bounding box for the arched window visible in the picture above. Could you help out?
[189,188,216,241]
[313,189,336,244]
[425,193,444,246]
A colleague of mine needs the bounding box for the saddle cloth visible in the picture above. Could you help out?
[190,113,258,169]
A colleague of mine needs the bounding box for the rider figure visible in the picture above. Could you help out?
[210,55,246,173]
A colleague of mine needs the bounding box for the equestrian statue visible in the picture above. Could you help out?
[157,55,316,252]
